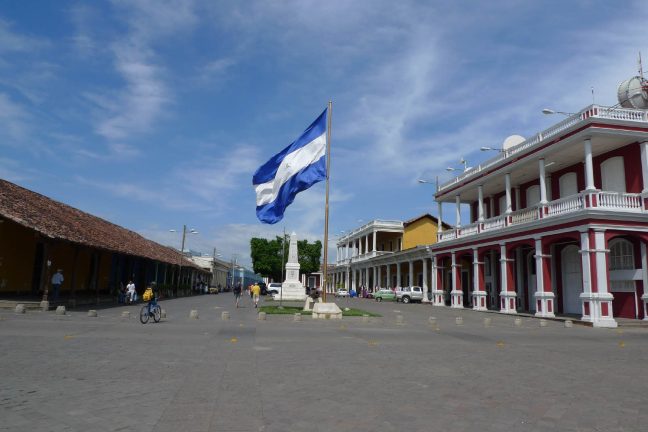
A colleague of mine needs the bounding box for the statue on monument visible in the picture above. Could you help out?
[274,231,307,301]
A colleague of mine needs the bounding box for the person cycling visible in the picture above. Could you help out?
[143,282,158,314]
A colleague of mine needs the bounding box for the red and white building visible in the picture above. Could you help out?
[430,104,648,327]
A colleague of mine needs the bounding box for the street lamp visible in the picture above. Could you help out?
[541,108,574,116]
[480,146,504,152]
[169,225,198,296]
[446,158,471,172]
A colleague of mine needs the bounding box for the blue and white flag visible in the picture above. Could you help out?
[253,108,328,224]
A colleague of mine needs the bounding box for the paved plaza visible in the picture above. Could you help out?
[0,294,646,432]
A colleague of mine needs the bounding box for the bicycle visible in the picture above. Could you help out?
[140,298,161,324]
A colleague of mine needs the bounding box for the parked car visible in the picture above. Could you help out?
[267,282,282,295]
[335,289,349,298]
[396,286,424,304]
[374,289,396,302]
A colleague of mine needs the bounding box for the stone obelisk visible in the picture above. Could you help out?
[275,232,307,301]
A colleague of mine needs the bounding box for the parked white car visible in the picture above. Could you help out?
[335,289,349,298]
[267,283,282,296]
[396,286,424,303]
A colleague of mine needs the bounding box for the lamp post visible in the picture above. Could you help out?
[446,158,470,172]
[541,108,574,116]
[170,225,198,296]
[480,146,504,152]
[418,177,443,236]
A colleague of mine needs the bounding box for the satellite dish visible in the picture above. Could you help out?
[502,135,525,150]
[617,76,648,109]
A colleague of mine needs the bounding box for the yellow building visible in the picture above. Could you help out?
[327,214,450,293]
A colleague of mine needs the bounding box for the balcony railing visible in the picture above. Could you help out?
[438,191,647,243]
[437,105,648,194]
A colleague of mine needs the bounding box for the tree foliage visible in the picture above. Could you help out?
[250,236,322,282]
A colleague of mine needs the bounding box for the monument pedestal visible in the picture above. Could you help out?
[273,231,307,301]
[312,302,343,320]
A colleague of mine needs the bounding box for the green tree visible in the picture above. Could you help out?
[250,236,322,282]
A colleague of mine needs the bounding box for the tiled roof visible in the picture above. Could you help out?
[403,213,453,229]
[0,178,201,269]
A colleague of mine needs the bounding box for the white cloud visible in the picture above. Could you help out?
[0,19,48,53]
[0,93,29,142]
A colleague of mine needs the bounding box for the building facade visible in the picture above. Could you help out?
[327,215,446,294]
[328,104,648,327]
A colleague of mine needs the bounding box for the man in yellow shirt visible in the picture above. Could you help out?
[251,283,261,308]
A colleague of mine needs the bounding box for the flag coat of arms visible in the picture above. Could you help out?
[253,108,328,224]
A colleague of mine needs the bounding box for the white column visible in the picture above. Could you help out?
[396,263,401,288]
[499,243,516,313]
[455,195,461,227]
[373,266,377,289]
[505,173,512,214]
[539,158,547,204]
[432,255,443,306]
[422,258,429,302]
[641,142,648,193]
[533,238,555,318]
[477,185,484,222]
[472,247,487,310]
[641,242,648,320]
[408,260,414,287]
[373,231,377,252]
[437,201,443,241]
[450,252,463,308]
[365,235,369,255]
[386,264,391,288]
[584,138,595,191]
[514,187,520,212]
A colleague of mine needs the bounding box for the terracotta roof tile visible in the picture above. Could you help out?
[0,179,201,269]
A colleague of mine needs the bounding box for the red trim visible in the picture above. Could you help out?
[438,125,648,199]
[589,229,598,293]
[602,302,609,316]
[584,301,590,315]
[431,218,648,255]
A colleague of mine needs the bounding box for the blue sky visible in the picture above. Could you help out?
[1,1,647,267]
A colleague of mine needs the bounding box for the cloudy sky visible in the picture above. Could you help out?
[1,1,647,266]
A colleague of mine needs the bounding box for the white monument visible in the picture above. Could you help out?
[274,232,307,301]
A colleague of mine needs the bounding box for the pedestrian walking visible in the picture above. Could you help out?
[50,269,63,301]
[233,282,242,308]
[251,282,261,308]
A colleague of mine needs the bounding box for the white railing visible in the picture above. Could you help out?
[546,193,584,216]
[437,190,647,243]
[482,215,506,232]
[597,191,642,210]
[437,104,648,193]
[510,207,539,225]
[458,223,479,237]
[439,230,457,241]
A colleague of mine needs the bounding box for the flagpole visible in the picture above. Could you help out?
[322,101,333,302]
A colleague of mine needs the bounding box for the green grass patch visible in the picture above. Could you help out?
[259,305,381,317]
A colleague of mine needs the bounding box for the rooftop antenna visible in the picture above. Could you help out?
[591,86,595,104]
[639,51,644,79]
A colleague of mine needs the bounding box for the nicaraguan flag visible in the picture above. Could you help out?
[253,108,327,224]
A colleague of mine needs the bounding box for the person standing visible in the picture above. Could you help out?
[51,269,64,301]
[233,282,242,308]
[251,282,261,308]
[126,280,136,303]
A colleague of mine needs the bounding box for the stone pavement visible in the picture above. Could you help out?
[0,294,646,432]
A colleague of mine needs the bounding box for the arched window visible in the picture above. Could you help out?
[559,172,578,197]
[526,185,540,207]
[609,238,634,270]
[601,156,626,193]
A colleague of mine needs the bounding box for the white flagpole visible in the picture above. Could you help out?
[322,101,333,302]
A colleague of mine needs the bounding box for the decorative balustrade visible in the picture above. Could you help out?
[546,193,584,216]
[457,223,479,237]
[596,191,642,210]
[481,215,506,232]
[437,191,647,243]
[510,207,539,225]
[437,104,648,193]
